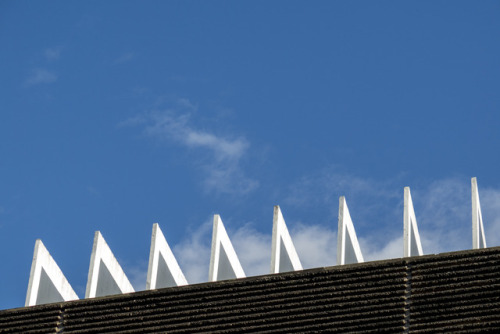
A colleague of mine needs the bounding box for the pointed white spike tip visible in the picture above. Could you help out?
[403,187,424,257]
[337,197,364,265]
[270,205,302,274]
[25,239,78,306]
[146,223,188,290]
[209,215,245,282]
[472,177,487,249]
[85,231,134,298]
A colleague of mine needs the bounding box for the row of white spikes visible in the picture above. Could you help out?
[25,177,487,307]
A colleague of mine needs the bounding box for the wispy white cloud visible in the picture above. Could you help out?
[362,236,403,262]
[173,217,337,284]
[285,169,500,262]
[44,47,62,61]
[25,47,61,86]
[472,186,500,247]
[115,52,134,64]
[173,220,212,284]
[285,167,401,219]
[124,260,149,291]
[0,205,4,228]
[360,178,473,261]
[123,175,500,289]
[291,223,337,268]
[412,178,471,254]
[86,186,101,197]
[284,168,403,258]
[145,111,248,163]
[117,114,146,128]
[173,219,271,284]
[26,68,57,85]
[232,224,271,276]
[121,99,258,195]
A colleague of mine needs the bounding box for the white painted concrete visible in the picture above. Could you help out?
[472,177,487,249]
[270,206,302,273]
[403,187,424,257]
[85,231,134,298]
[337,197,364,265]
[146,223,188,289]
[208,215,245,281]
[25,239,78,306]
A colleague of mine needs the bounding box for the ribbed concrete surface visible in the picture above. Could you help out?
[409,247,500,333]
[0,303,61,333]
[0,247,498,333]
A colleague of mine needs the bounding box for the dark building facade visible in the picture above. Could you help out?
[1,246,499,333]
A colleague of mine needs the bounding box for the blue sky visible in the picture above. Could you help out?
[1,1,500,309]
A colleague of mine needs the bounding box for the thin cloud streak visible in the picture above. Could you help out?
[44,47,62,61]
[121,99,258,195]
[145,111,248,163]
[115,52,134,64]
[26,68,57,85]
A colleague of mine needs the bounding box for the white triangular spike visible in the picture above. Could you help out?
[270,206,302,273]
[337,197,364,265]
[25,239,79,306]
[208,215,245,281]
[472,177,487,249]
[85,231,134,298]
[404,187,424,257]
[146,223,188,289]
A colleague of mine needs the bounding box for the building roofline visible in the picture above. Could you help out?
[4,245,499,313]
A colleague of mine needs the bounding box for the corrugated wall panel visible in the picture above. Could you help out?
[61,261,407,333]
[410,248,500,332]
[0,303,62,333]
[1,247,499,333]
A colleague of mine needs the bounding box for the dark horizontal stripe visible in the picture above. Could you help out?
[62,294,405,331]
[62,282,406,323]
